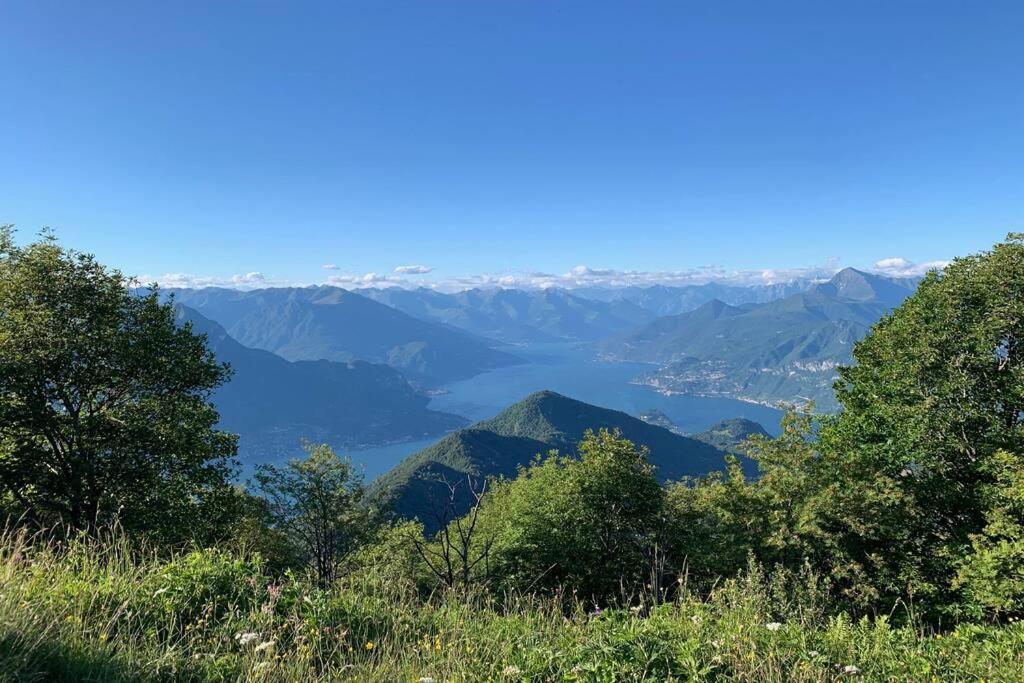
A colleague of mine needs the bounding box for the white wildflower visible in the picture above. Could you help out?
[808,650,820,657]
[503,665,522,676]
[254,639,276,653]
[843,665,861,675]
[235,632,260,646]
[690,614,701,624]
[765,622,783,631]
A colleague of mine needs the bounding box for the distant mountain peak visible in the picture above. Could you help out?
[371,391,733,529]
[819,267,915,304]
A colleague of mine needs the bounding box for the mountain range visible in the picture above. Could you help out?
[358,287,653,343]
[573,280,817,316]
[601,269,921,409]
[176,306,467,463]
[166,287,520,386]
[369,390,741,529]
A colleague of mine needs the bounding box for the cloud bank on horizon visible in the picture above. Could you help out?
[139,256,949,292]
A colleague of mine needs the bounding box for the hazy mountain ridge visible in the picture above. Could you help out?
[572,279,816,316]
[176,306,467,463]
[166,287,521,386]
[602,269,921,409]
[359,286,653,343]
[370,390,734,528]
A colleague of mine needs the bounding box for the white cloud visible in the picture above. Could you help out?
[394,264,433,275]
[874,257,911,270]
[872,257,948,278]
[326,272,407,287]
[321,264,340,270]
[138,254,950,294]
[138,271,290,290]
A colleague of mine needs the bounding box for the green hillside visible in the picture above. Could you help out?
[371,390,731,528]
[604,269,920,408]
[691,417,770,453]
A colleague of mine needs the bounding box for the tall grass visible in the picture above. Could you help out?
[1,527,1022,682]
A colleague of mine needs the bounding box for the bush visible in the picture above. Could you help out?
[2,527,1023,681]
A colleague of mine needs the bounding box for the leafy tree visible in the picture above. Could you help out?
[817,233,1024,615]
[251,442,375,587]
[473,429,666,601]
[668,409,833,594]
[952,450,1024,618]
[666,458,761,589]
[0,227,238,542]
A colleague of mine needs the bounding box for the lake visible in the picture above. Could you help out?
[351,343,784,479]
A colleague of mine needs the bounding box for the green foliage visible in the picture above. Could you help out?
[664,236,1024,620]
[953,450,1024,618]
[2,528,1024,682]
[691,417,771,454]
[0,227,238,542]
[666,459,760,586]
[251,442,376,587]
[475,429,667,600]
[372,390,728,531]
[817,233,1024,616]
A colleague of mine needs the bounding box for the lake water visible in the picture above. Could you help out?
[351,343,783,480]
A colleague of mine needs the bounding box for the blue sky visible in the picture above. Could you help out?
[2,1,1021,289]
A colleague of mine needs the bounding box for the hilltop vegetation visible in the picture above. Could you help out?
[4,527,1023,682]
[369,391,730,529]
[691,418,771,452]
[2,229,1024,681]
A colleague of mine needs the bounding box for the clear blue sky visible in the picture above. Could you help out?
[2,1,1021,286]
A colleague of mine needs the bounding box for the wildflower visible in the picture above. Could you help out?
[690,614,701,624]
[235,632,260,646]
[365,641,375,651]
[590,607,602,617]
[99,632,109,642]
[254,639,276,653]
[503,665,522,676]
[630,605,642,613]
[843,665,861,675]
[809,650,820,657]
[765,622,783,631]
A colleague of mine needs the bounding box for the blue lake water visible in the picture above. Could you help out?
[351,343,783,480]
